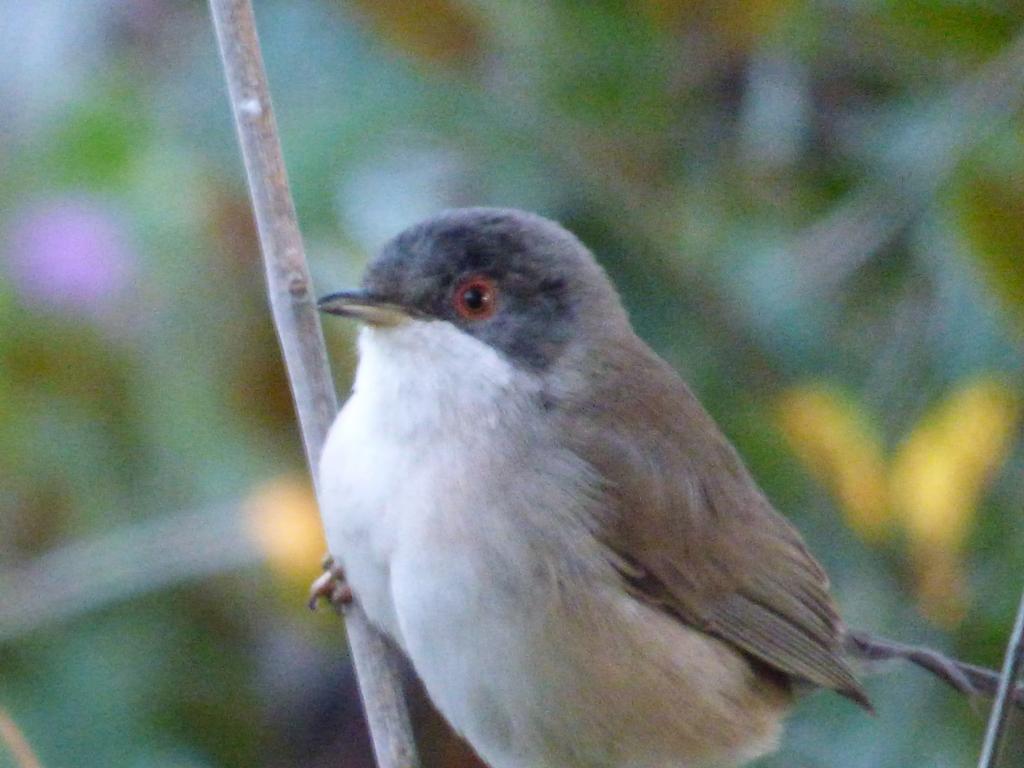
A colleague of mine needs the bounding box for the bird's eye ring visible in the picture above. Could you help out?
[453,276,497,320]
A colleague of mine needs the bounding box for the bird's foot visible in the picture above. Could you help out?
[308,553,353,612]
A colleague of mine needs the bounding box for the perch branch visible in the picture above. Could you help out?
[207,2,420,767]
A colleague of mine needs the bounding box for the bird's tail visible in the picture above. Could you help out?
[845,630,1023,709]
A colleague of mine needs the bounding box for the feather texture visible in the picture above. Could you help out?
[552,333,871,710]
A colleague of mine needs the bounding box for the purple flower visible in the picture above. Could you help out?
[3,198,135,318]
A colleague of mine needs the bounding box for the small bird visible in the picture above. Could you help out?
[313,208,1016,768]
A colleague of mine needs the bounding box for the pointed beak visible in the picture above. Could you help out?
[317,289,416,327]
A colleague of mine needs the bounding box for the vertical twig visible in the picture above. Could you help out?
[206,3,420,768]
[978,587,1024,768]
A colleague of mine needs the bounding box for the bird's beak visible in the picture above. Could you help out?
[317,290,415,327]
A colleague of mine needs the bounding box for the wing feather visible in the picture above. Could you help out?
[558,340,870,709]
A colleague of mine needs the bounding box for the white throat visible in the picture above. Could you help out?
[351,319,527,439]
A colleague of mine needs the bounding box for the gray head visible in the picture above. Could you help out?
[319,208,628,371]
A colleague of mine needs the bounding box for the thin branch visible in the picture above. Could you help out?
[0,503,257,642]
[0,708,42,768]
[977,586,1024,768]
[846,630,1024,708]
[206,3,420,768]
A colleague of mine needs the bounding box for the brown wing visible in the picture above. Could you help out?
[559,339,870,709]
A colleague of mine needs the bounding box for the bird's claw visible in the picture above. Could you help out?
[308,554,353,612]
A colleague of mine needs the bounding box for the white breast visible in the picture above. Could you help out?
[318,319,525,645]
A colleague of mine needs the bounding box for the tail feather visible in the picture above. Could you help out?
[845,630,1024,710]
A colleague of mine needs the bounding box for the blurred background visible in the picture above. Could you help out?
[1,1,1023,766]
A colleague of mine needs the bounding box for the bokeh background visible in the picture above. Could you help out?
[2,1,1023,766]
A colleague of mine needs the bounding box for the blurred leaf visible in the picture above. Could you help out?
[640,0,797,52]
[890,377,1020,624]
[884,0,1020,59]
[912,547,970,627]
[45,87,149,188]
[956,173,1024,329]
[346,0,484,66]
[776,383,891,542]
[244,476,325,586]
[891,377,1019,552]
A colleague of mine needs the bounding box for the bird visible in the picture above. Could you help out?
[311,207,1017,768]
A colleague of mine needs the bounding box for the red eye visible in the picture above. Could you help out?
[453,276,497,320]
